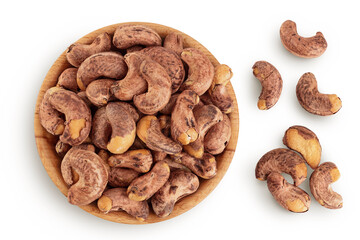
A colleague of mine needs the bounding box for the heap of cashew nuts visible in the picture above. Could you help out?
[39,25,233,221]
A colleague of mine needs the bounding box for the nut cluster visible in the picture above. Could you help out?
[39,24,234,221]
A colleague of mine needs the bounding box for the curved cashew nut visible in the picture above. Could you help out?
[97,188,149,221]
[39,87,91,146]
[91,107,111,150]
[66,32,112,67]
[180,48,215,96]
[57,68,78,91]
[171,90,199,145]
[108,149,153,173]
[174,152,217,179]
[255,148,307,186]
[137,115,182,155]
[133,57,172,114]
[151,170,199,218]
[280,20,327,58]
[163,32,184,56]
[108,168,140,188]
[204,113,232,155]
[283,125,321,169]
[77,52,127,90]
[252,61,283,110]
[85,79,115,107]
[113,24,162,49]
[61,148,108,205]
[267,172,311,213]
[296,72,342,116]
[310,162,343,209]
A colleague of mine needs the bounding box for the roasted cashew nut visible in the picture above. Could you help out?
[163,32,184,56]
[108,149,153,173]
[108,168,140,188]
[57,68,78,91]
[204,113,232,155]
[174,152,217,179]
[85,79,115,107]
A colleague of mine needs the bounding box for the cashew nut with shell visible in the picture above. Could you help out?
[204,113,232,155]
[108,149,153,173]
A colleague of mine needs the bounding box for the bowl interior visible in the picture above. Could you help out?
[34,22,239,224]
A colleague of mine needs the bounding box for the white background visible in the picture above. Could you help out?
[1,0,359,239]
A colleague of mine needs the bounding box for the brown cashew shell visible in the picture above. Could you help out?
[280,20,327,58]
[85,79,115,107]
[108,168,140,188]
[77,52,127,90]
[267,172,311,213]
[204,113,231,155]
[61,148,108,206]
[151,170,199,218]
[57,68,78,91]
[283,125,321,169]
[174,152,217,179]
[66,32,112,67]
[255,148,307,186]
[113,24,162,50]
[252,61,283,110]
[163,32,184,56]
[180,48,214,96]
[296,72,342,116]
[310,162,343,209]
[108,149,153,173]
[141,46,185,93]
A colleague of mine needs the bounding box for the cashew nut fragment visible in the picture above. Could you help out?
[39,87,91,146]
[108,168,140,188]
[127,161,170,201]
[180,48,215,96]
[252,61,283,110]
[133,58,172,114]
[204,113,232,155]
[61,148,108,206]
[267,172,311,213]
[280,20,327,58]
[151,170,200,218]
[85,79,115,107]
[77,52,127,90]
[255,148,307,186]
[171,90,199,145]
[108,149,153,173]
[66,32,112,67]
[296,72,342,116]
[173,152,217,179]
[57,68,78,91]
[310,162,343,209]
[283,125,321,169]
[113,24,162,50]
[97,188,149,221]
[183,105,223,159]
[137,115,182,155]
[163,32,184,56]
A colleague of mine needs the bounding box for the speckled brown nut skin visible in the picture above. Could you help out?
[159,93,179,115]
[66,32,112,67]
[97,188,149,221]
[113,25,162,50]
[39,87,92,146]
[85,79,115,107]
[141,46,185,93]
[163,32,184,56]
[61,148,108,206]
[180,48,215,96]
[171,90,199,145]
[133,58,172,114]
[151,170,199,217]
[77,52,127,90]
[174,152,217,179]
[296,72,342,116]
[91,107,110,150]
[108,149,153,173]
[267,172,311,213]
[283,125,321,169]
[204,113,232,155]
[111,52,148,101]
[280,20,327,58]
[127,161,170,201]
[108,168,140,188]
[252,61,283,110]
[57,68,78,91]
[255,148,307,186]
[310,162,343,209]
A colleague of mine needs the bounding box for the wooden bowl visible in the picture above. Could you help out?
[34,22,239,224]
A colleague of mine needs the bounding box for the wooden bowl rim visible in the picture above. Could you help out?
[34,22,239,224]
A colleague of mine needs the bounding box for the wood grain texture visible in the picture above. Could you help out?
[34,22,239,224]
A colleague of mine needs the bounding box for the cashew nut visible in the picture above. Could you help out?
[77,52,127,90]
[267,172,311,213]
[91,107,111,150]
[66,32,112,67]
[85,79,115,107]
[280,20,327,58]
[173,152,217,179]
[151,170,199,217]
[296,72,342,116]
[310,162,343,209]
[204,113,232,155]
[163,32,184,56]
[252,61,283,110]
[127,161,170,201]
[97,188,149,221]
[61,148,108,205]
[113,24,162,49]
[180,48,215,96]
[159,93,179,115]
[57,68,78,91]
[108,168,140,188]
[39,87,91,146]
[108,149,153,173]
[126,45,144,54]
[283,125,321,169]
[255,148,307,186]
